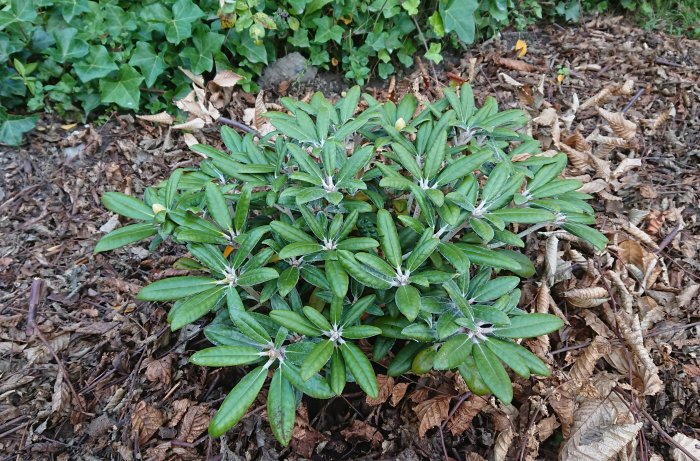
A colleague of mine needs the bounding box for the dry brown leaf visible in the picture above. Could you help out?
[182,133,198,148]
[168,399,191,428]
[598,108,637,140]
[615,312,663,395]
[291,404,327,458]
[466,454,488,461]
[536,415,560,442]
[366,375,394,406]
[533,107,557,126]
[564,287,609,300]
[178,67,204,87]
[409,387,430,403]
[414,396,450,437]
[671,433,700,461]
[624,222,659,249]
[560,144,591,172]
[390,382,409,407]
[137,112,175,125]
[578,179,607,194]
[619,240,644,269]
[145,355,172,388]
[172,118,206,131]
[551,384,577,438]
[212,70,243,87]
[569,336,611,382]
[177,405,210,443]
[493,56,539,72]
[51,369,69,414]
[254,91,266,129]
[579,87,613,110]
[564,131,591,153]
[560,390,642,461]
[340,420,383,448]
[493,425,515,461]
[447,396,488,436]
[498,72,523,87]
[131,401,164,445]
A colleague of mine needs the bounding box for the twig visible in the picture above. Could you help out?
[217,117,259,136]
[26,279,42,336]
[622,88,645,113]
[654,222,684,253]
[438,425,450,461]
[654,58,685,68]
[440,392,472,431]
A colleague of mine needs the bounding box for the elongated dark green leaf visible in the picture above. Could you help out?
[341,294,376,326]
[270,221,316,244]
[302,340,334,380]
[562,222,608,252]
[470,276,520,302]
[470,217,494,242]
[433,334,473,370]
[287,143,323,179]
[234,185,251,233]
[190,345,262,366]
[457,358,490,395]
[281,362,335,398]
[330,349,346,395]
[437,243,470,272]
[484,338,530,378]
[335,237,379,251]
[269,310,320,336]
[302,305,332,331]
[472,305,511,326]
[488,207,555,224]
[267,371,296,446]
[168,286,226,330]
[205,182,232,231]
[137,276,218,301]
[377,209,402,268]
[342,325,382,339]
[423,129,447,180]
[387,342,424,377]
[353,252,396,279]
[278,242,323,259]
[338,251,393,289]
[395,285,421,321]
[341,342,378,398]
[473,343,512,404]
[406,237,440,272]
[277,266,299,297]
[209,366,267,437]
[237,267,279,286]
[325,259,348,298]
[95,223,157,253]
[102,192,154,221]
[232,311,271,344]
[189,244,228,275]
[455,244,521,271]
[494,313,564,338]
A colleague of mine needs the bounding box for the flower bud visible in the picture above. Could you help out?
[152,203,166,214]
[394,117,406,131]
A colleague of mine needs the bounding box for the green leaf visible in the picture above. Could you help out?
[473,343,512,404]
[49,28,88,63]
[395,285,421,322]
[205,182,232,231]
[277,266,299,297]
[0,112,37,146]
[423,130,447,180]
[485,338,531,378]
[302,305,332,331]
[128,42,166,88]
[168,286,226,330]
[325,259,348,298]
[102,192,153,221]
[74,45,118,83]
[562,222,608,252]
[341,342,378,398]
[237,267,279,286]
[494,313,564,338]
[330,349,346,395]
[95,223,157,253]
[99,65,144,109]
[456,244,521,272]
[342,325,382,339]
[190,345,262,366]
[281,362,335,398]
[165,0,204,44]
[338,251,393,289]
[488,208,555,224]
[424,42,443,64]
[137,276,218,301]
[209,366,267,437]
[406,237,441,272]
[313,17,344,44]
[440,0,478,44]
[302,340,334,380]
[267,371,296,446]
[270,220,316,244]
[433,334,473,370]
[269,310,320,336]
[377,209,402,268]
[278,242,323,259]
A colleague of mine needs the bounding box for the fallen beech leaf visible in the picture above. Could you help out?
[177,405,210,443]
[390,382,409,407]
[131,401,164,445]
[172,118,206,131]
[137,112,175,125]
[448,395,488,436]
[598,108,637,140]
[494,56,538,72]
[212,70,243,87]
[569,336,611,382]
[340,420,383,448]
[414,396,450,437]
[619,240,644,270]
[366,374,394,406]
[493,425,515,461]
[671,433,700,461]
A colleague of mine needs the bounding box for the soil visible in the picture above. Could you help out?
[1,15,699,461]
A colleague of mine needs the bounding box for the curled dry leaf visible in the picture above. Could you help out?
[178,67,205,88]
[671,433,700,461]
[144,355,172,388]
[366,375,394,406]
[182,133,198,148]
[560,144,591,172]
[569,336,612,382]
[137,112,175,125]
[560,390,642,461]
[390,382,410,407]
[212,70,243,87]
[341,420,384,448]
[579,87,613,110]
[578,179,607,194]
[448,396,488,436]
[615,312,663,396]
[536,415,560,442]
[623,222,659,249]
[498,72,524,87]
[564,131,591,153]
[564,287,609,300]
[177,405,210,443]
[545,235,559,283]
[172,118,206,131]
[414,396,451,437]
[493,56,539,72]
[131,401,164,445]
[598,108,637,140]
[533,107,558,126]
[493,425,515,461]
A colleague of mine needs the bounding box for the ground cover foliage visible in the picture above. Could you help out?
[2,0,698,146]
[0,15,698,461]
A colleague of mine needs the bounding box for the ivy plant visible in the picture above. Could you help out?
[96,84,607,446]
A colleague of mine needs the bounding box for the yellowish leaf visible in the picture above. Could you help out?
[515,39,527,57]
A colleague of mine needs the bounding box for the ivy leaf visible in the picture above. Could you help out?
[237,33,268,64]
[165,0,204,44]
[99,65,144,109]
[182,27,226,74]
[48,28,89,63]
[313,17,344,44]
[439,0,478,44]
[0,0,37,30]
[424,42,443,64]
[128,42,166,87]
[73,45,118,83]
[0,110,36,146]
[58,0,91,23]
[402,0,420,15]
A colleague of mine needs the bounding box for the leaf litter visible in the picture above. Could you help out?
[0,15,698,461]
